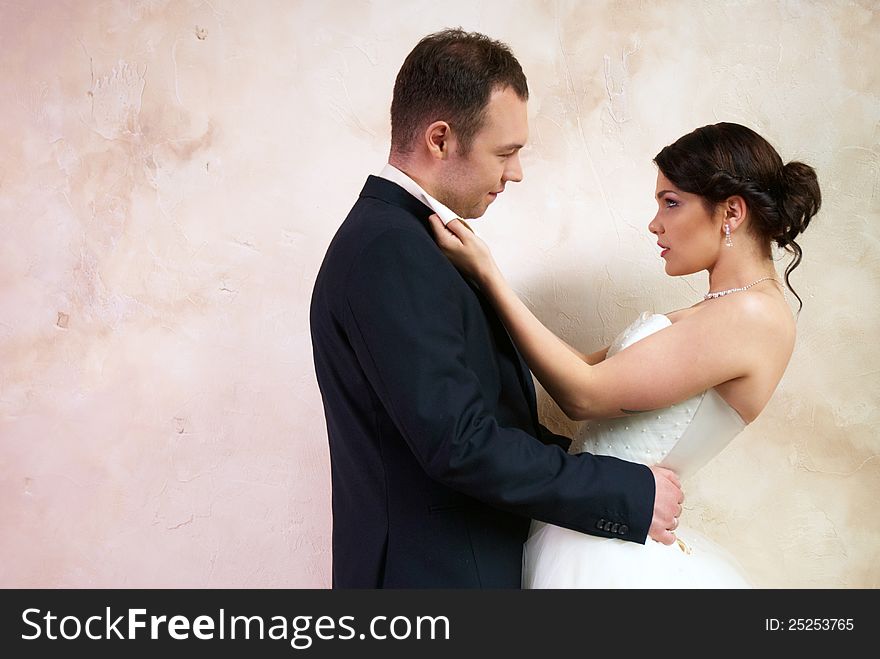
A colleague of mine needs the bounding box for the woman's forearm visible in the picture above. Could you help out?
[480,268,596,418]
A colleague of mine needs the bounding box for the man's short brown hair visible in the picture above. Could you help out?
[390,28,529,156]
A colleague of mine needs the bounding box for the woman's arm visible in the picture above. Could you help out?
[556,332,609,364]
[547,330,607,364]
[429,217,766,420]
[583,346,610,365]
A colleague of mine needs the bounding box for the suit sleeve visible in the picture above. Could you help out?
[343,228,655,543]
[537,423,572,451]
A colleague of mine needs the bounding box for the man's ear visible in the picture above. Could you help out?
[424,121,453,160]
[723,195,748,233]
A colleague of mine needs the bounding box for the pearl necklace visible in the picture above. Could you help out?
[704,276,778,300]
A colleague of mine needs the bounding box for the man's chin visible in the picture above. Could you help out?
[461,204,490,220]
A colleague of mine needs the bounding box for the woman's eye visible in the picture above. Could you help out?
[664,198,679,208]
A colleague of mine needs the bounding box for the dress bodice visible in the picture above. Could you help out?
[569,312,746,480]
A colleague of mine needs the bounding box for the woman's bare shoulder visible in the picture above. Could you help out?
[673,291,796,357]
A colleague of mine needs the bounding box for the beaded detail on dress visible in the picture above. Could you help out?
[569,312,746,480]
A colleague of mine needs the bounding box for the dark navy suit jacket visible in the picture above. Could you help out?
[310,176,654,588]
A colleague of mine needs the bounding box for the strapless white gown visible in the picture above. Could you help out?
[523,312,752,588]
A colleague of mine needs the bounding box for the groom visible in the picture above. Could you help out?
[310,28,683,588]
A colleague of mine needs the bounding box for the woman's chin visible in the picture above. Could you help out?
[665,262,701,278]
[662,260,690,277]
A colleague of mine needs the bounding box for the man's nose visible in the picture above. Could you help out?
[503,152,524,183]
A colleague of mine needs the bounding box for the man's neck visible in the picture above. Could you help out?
[381,161,460,224]
[387,156,440,201]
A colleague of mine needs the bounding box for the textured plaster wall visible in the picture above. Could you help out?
[1,0,877,587]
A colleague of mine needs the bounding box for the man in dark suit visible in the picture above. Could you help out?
[310,28,683,588]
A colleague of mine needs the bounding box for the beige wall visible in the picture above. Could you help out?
[1,0,877,587]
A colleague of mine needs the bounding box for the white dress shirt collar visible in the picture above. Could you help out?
[378,163,460,225]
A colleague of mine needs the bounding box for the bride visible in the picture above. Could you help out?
[428,122,821,588]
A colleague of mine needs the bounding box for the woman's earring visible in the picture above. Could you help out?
[724,223,733,248]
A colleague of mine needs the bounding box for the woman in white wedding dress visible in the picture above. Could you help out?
[428,122,821,588]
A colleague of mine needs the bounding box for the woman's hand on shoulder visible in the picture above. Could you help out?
[427,214,499,284]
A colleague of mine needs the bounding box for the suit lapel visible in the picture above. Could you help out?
[465,279,541,434]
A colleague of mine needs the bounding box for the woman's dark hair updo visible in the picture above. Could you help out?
[654,122,821,311]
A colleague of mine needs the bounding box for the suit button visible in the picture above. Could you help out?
[619,525,629,535]
[596,518,606,530]
[611,522,620,533]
